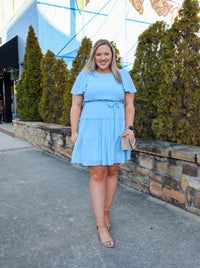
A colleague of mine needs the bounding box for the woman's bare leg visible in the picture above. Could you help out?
[89,165,107,219]
[104,163,119,228]
[88,165,114,247]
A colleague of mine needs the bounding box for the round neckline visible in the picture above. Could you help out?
[94,70,113,75]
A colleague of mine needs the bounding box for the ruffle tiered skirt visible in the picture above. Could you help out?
[71,101,130,166]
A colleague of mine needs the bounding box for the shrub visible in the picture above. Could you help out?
[62,37,92,125]
[152,0,200,145]
[130,0,200,145]
[16,25,43,121]
[39,50,69,125]
[130,21,167,139]
[111,41,122,69]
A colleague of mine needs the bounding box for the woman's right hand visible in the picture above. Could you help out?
[71,132,78,145]
[70,95,83,146]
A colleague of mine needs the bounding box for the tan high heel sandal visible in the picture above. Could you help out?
[105,208,112,230]
[96,219,114,248]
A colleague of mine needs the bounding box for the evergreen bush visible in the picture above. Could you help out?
[152,0,200,145]
[130,21,167,139]
[16,25,43,121]
[111,41,122,69]
[131,0,200,145]
[39,50,69,125]
[62,37,92,125]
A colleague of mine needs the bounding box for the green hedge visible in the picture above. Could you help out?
[17,1,200,147]
[130,0,200,146]
[16,25,43,121]
[39,50,69,125]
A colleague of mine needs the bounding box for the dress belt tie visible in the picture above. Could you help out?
[107,102,121,143]
[84,100,123,143]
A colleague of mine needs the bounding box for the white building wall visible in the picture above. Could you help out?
[0,0,39,75]
[0,0,187,71]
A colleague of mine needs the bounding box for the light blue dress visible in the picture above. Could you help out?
[71,69,137,166]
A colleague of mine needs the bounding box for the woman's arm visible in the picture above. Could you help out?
[121,92,135,144]
[70,94,83,145]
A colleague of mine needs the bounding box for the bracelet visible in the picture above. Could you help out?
[125,126,134,131]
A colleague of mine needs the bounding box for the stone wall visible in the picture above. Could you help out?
[13,121,73,159]
[13,120,200,216]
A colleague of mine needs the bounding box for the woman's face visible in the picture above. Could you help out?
[94,44,112,73]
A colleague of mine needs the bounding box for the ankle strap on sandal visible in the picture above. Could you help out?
[105,208,112,212]
[96,218,104,223]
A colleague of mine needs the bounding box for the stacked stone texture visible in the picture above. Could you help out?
[13,121,200,216]
[13,121,73,160]
[119,140,200,216]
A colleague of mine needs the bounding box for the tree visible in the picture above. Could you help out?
[130,21,168,139]
[62,37,92,125]
[152,0,200,145]
[16,25,43,121]
[111,41,122,69]
[69,36,92,86]
[39,50,69,125]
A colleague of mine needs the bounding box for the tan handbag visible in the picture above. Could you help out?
[121,135,136,151]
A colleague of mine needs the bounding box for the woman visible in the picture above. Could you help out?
[70,39,136,248]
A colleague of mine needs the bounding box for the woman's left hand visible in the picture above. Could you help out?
[121,129,135,144]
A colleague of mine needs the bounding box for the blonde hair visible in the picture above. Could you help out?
[83,39,122,83]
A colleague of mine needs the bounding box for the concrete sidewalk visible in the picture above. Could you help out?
[0,123,15,135]
[0,129,200,268]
